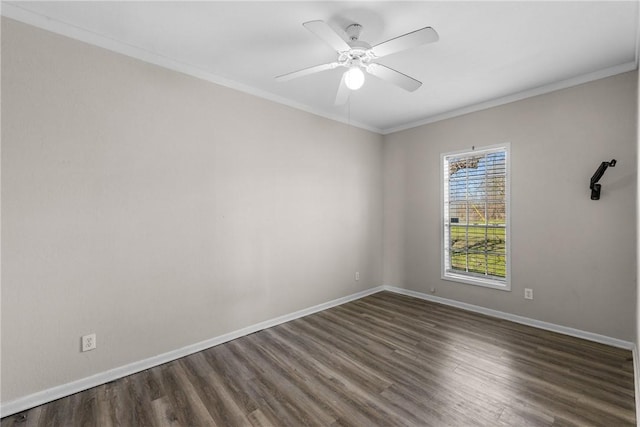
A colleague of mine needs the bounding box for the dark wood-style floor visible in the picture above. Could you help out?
[2,291,636,426]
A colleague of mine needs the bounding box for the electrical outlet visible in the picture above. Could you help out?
[355,271,360,281]
[81,333,96,352]
[524,288,533,300]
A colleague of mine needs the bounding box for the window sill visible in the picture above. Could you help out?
[442,272,511,291]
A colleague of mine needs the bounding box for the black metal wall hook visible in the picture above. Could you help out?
[590,159,616,200]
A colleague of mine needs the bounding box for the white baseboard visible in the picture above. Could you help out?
[3,284,634,418]
[383,285,634,350]
[389,283,636,422]
[0,286,384,418]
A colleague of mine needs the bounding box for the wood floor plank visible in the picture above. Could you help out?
[2,291,635,426]
[247,409,273,427]
[179,354,249,426]
[149,398,181,427]
[165,362,217,426]
[233,336,337,426]
[238,329,381,427]
[93,386,114,427]
[200,346,259,416]
[70,387,98,427]
[285,311,506,424]
[252,328,426,426]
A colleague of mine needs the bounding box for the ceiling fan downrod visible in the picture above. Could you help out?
[345,23,363,42]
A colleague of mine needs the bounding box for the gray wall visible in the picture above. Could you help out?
[636,65,640,409]
[384,71,637,341]
[2,16,637,406]
[1,18,384,401]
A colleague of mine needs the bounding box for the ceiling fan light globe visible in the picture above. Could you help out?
[345,67,365,90]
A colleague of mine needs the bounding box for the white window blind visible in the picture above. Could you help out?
[442,145,510,289]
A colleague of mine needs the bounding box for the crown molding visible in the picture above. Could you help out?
[0,3,383,135]
[383,61,638,135]
[2,3,636,136]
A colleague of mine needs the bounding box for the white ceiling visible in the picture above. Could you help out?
[3,1,638,134]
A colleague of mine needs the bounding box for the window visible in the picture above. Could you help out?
[441,144,510,290]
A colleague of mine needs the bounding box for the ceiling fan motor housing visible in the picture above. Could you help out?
[340,24,373,70]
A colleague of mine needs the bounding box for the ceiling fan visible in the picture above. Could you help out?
[276,20,439,105]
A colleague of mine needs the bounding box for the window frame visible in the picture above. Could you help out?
[440,143,511,291]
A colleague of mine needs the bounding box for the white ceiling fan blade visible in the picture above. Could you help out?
[276,62,339,82]
[335,72,350,105]
[303,20,351,52]
[366,63,422,92]
[370,27,439,58]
